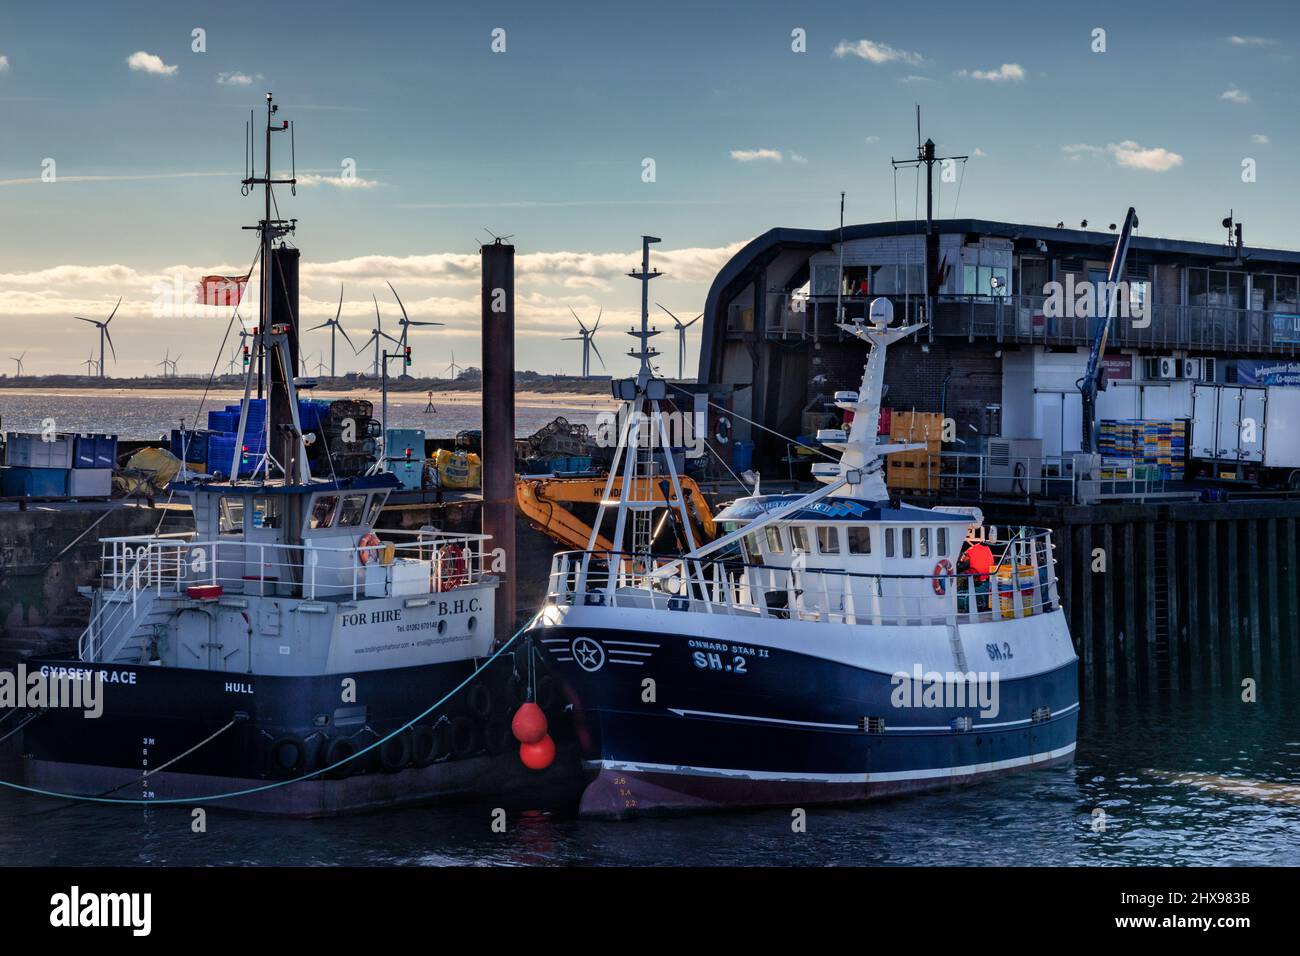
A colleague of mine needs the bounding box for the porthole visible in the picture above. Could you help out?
[467,616,477,631]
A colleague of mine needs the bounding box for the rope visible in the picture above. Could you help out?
[0,612,538,806]
[665,382,839,463]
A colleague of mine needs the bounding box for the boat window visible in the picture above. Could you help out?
[366,496,384,526]
[309,495,339,529]
[847,526,872,554]
[919,528,930,558]
[789,525,811,554]
[902,528,914,558]
[338,494,368,528]
[764,526,786,554]
[218,497,244,535]
[938,528,948,556]
[742,532,763,563]
[885,528,895,558]
[251,497,280,530]
[816,525,840,554]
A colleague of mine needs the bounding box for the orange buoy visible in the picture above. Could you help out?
[511,702,548,745]
[519,733,555,771]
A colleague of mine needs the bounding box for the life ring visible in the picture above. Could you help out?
[357,531,382,565]
[436,543,468,591]
[268,735,306,776]
[932,558,955,596]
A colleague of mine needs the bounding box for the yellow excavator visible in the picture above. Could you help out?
[515,475,717,552]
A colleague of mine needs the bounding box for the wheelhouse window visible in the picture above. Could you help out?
[218,497,245,535]
[885,528,895,558]
[338,494,368,528]
[789,525,811,554]
[816,525,840,555]
[847,526,871,555]
[309,495,339,529]
[742,532,763,564]
[764,526,786,554]
[919,528,930,558]
[251,497,280,529]
[902,528,914,559]
[366,496,384,526]
[937,527,948,556]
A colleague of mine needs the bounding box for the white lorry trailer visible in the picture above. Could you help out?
[1190,383,1300,487]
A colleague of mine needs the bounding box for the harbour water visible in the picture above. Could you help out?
[0,389,614,441]
[2,692,1296,866]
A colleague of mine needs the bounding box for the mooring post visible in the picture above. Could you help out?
[481,239,517,642]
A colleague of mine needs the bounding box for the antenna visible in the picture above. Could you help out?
[625,236,662,380]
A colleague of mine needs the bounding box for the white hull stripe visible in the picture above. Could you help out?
[588,742,1076,785]
[666,702,1079,733]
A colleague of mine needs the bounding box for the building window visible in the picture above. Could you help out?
[816,526,840,554]
[847,526,872,554]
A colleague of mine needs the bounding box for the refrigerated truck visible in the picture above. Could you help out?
[1190,383,1300,487]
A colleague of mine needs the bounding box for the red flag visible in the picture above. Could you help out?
[197,274,248,307]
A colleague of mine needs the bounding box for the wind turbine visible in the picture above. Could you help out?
[313,352,329,377]
[305,284,356,377]
[10,352,26,377]
[443,349,464,380]
[563,307,604,377]
[387,281,443,367]
[157,349,177,378]
[355,295,399,377]
[82,352,99,376]
[171,353,183,377]
[73,296,121,379]
[657,304,703,380]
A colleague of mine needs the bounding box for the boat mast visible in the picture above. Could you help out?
[229,92,308,485]
[587,236,699,562]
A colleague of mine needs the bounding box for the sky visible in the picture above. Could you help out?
[1,0,1297,378]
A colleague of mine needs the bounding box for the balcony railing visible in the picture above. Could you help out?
[753,293,1300,355]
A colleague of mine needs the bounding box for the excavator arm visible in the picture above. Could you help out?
[515,474,717,552]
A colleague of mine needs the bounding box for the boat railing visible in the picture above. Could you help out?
[95,528,494,602]
[545,527,1060,626]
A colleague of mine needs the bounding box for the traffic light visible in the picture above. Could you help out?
[404,346,412,368]
[242,345,250,367]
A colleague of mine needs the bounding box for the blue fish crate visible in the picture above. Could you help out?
[2,466,69,497]
[73,434,117,469]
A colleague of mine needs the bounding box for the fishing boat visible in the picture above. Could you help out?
[527,237,1079,817]
[19,96,551,815]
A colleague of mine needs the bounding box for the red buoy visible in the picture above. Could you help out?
[511,702,548,745]
[519,733,555,771]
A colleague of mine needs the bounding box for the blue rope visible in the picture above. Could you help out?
[0,613,538,806]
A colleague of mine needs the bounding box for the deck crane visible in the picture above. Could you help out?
[1078,206,1139,454]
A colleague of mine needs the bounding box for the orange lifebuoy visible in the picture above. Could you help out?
[357,531,382,565]
[436,543,468,591]
[932,558,955,596]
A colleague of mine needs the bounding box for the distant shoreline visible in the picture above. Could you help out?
[0,375,615,396]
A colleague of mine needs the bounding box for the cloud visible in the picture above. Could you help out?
[294,172,381,189]
[790,153,809,164]
[897,74,932,84]
[1227,35,1275,46]
[217,71,261,86]
[126,51,178,76]
[1252,133,1270,144]
[956,63,1025,83]
[0,170,228,187]
[1106,140,1183,172]
[729,148,782,162]
[0,55,10,74]
[833,39,924,66]
[864,135,881,144]
[972,147,988,157]
[1060,141,1182,171]
[1220,86,1250,104]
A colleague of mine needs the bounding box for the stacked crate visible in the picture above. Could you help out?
[886,410,943,493]
[1098,419,1187,480]
[1,432,116,498]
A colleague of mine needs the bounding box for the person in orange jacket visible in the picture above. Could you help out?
[957,540,995,611]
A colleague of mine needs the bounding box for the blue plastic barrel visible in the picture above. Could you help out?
[732,440,755,473]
